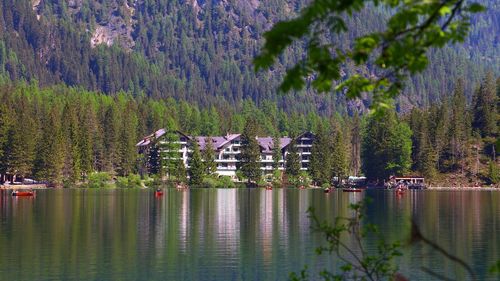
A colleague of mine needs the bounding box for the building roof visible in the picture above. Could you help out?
[137,130,310,152]
[136,129,190,147]
[258,137,291,153]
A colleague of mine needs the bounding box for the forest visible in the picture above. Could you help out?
[0,0,498,116]
[0,73,497,186]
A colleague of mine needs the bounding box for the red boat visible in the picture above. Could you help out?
[395,188,406,195]
[12,190,35,197]
[154,189,164,196]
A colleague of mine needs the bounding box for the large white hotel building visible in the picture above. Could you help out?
[136,129,315,178]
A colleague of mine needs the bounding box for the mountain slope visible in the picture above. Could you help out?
[0,0,498,114]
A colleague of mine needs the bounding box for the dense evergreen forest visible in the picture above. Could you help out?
[0,0,498,115]
[0,74,497,186]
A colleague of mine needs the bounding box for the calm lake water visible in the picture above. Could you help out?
[0,188,498,281]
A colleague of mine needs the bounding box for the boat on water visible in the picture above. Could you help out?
[395,188,406,195]
[12,190,35,197]
[155,189,164,196]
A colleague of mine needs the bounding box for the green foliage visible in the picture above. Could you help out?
[331,131,348,185]
[116,174,142,188]
[202,137,217,176]
[0,0,495,118]
[201,176,235,188]
[159,132,182,179]
[286,138,301,177]
[238,117,262,184]
[487,161,499,185]
[272,133,282,171]
[309,125,332,186]
[255,0,487,114]
[490,260,500,275]
[87,172,112,188]
[362,109,412,181]
[288,171,312,188]
[472,72,498,137]
[188,140,204,186]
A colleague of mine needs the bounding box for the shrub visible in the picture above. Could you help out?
[201,177,218,188]
[200,176,236,188]
[87,172,111,188]
[116,174,144,188]
[217,176,235,188]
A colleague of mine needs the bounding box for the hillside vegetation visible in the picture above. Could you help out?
[0,0,498,114]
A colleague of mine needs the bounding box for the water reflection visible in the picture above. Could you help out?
[0,189,498,280]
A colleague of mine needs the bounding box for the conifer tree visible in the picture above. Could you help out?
[79,101,97,177]
[189,139,204,186]
[118,102,138,176]
[472,72,498,159]
[160,131,181,180]
[62,103,82,182]
[102,103,121,174]
[34,107,65,185]
[448,79,469,172]
[362,110,412,181]
[309,125,331,185]
[472,72,498,138]
[331,131,348,185]
[9,100,37,180]
[285,138,301,177]
[410,111,437,178]
[238,117,261,184]
[174,158,187,183]
[350,113,361,176]
[202,137,217,176]
[0,104,10,164]
[272,133,281,171]
[0,104,12,182]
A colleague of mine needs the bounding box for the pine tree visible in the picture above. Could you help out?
[202,137,217,176]
[472,72,497,138]
[160,131,181,180]
[362,109,412,181]
[309,124,332,185]
[62,103,82,182]
[102,103,121,174]
[9,99,37,180]
[189,139,204,186]
[79,101,97,178]
[238,117,261,184]
[448,79,469,172]
[174,158,187,183]
[33,106,65,185]
[0,104,11,164]
[285,138,301,177]
[472,72,498,159]
[271,133,281,171]
[349,113,362,177]
[118,101,138,176]
[0,104,12,183]
[331,130,348,185]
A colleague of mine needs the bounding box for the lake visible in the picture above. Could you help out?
[0,188,498,280]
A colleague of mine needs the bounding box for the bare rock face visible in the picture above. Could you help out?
[91,26,114,47]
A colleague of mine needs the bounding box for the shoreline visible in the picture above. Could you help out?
[0,184,48,190]
[1,184,499,191]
